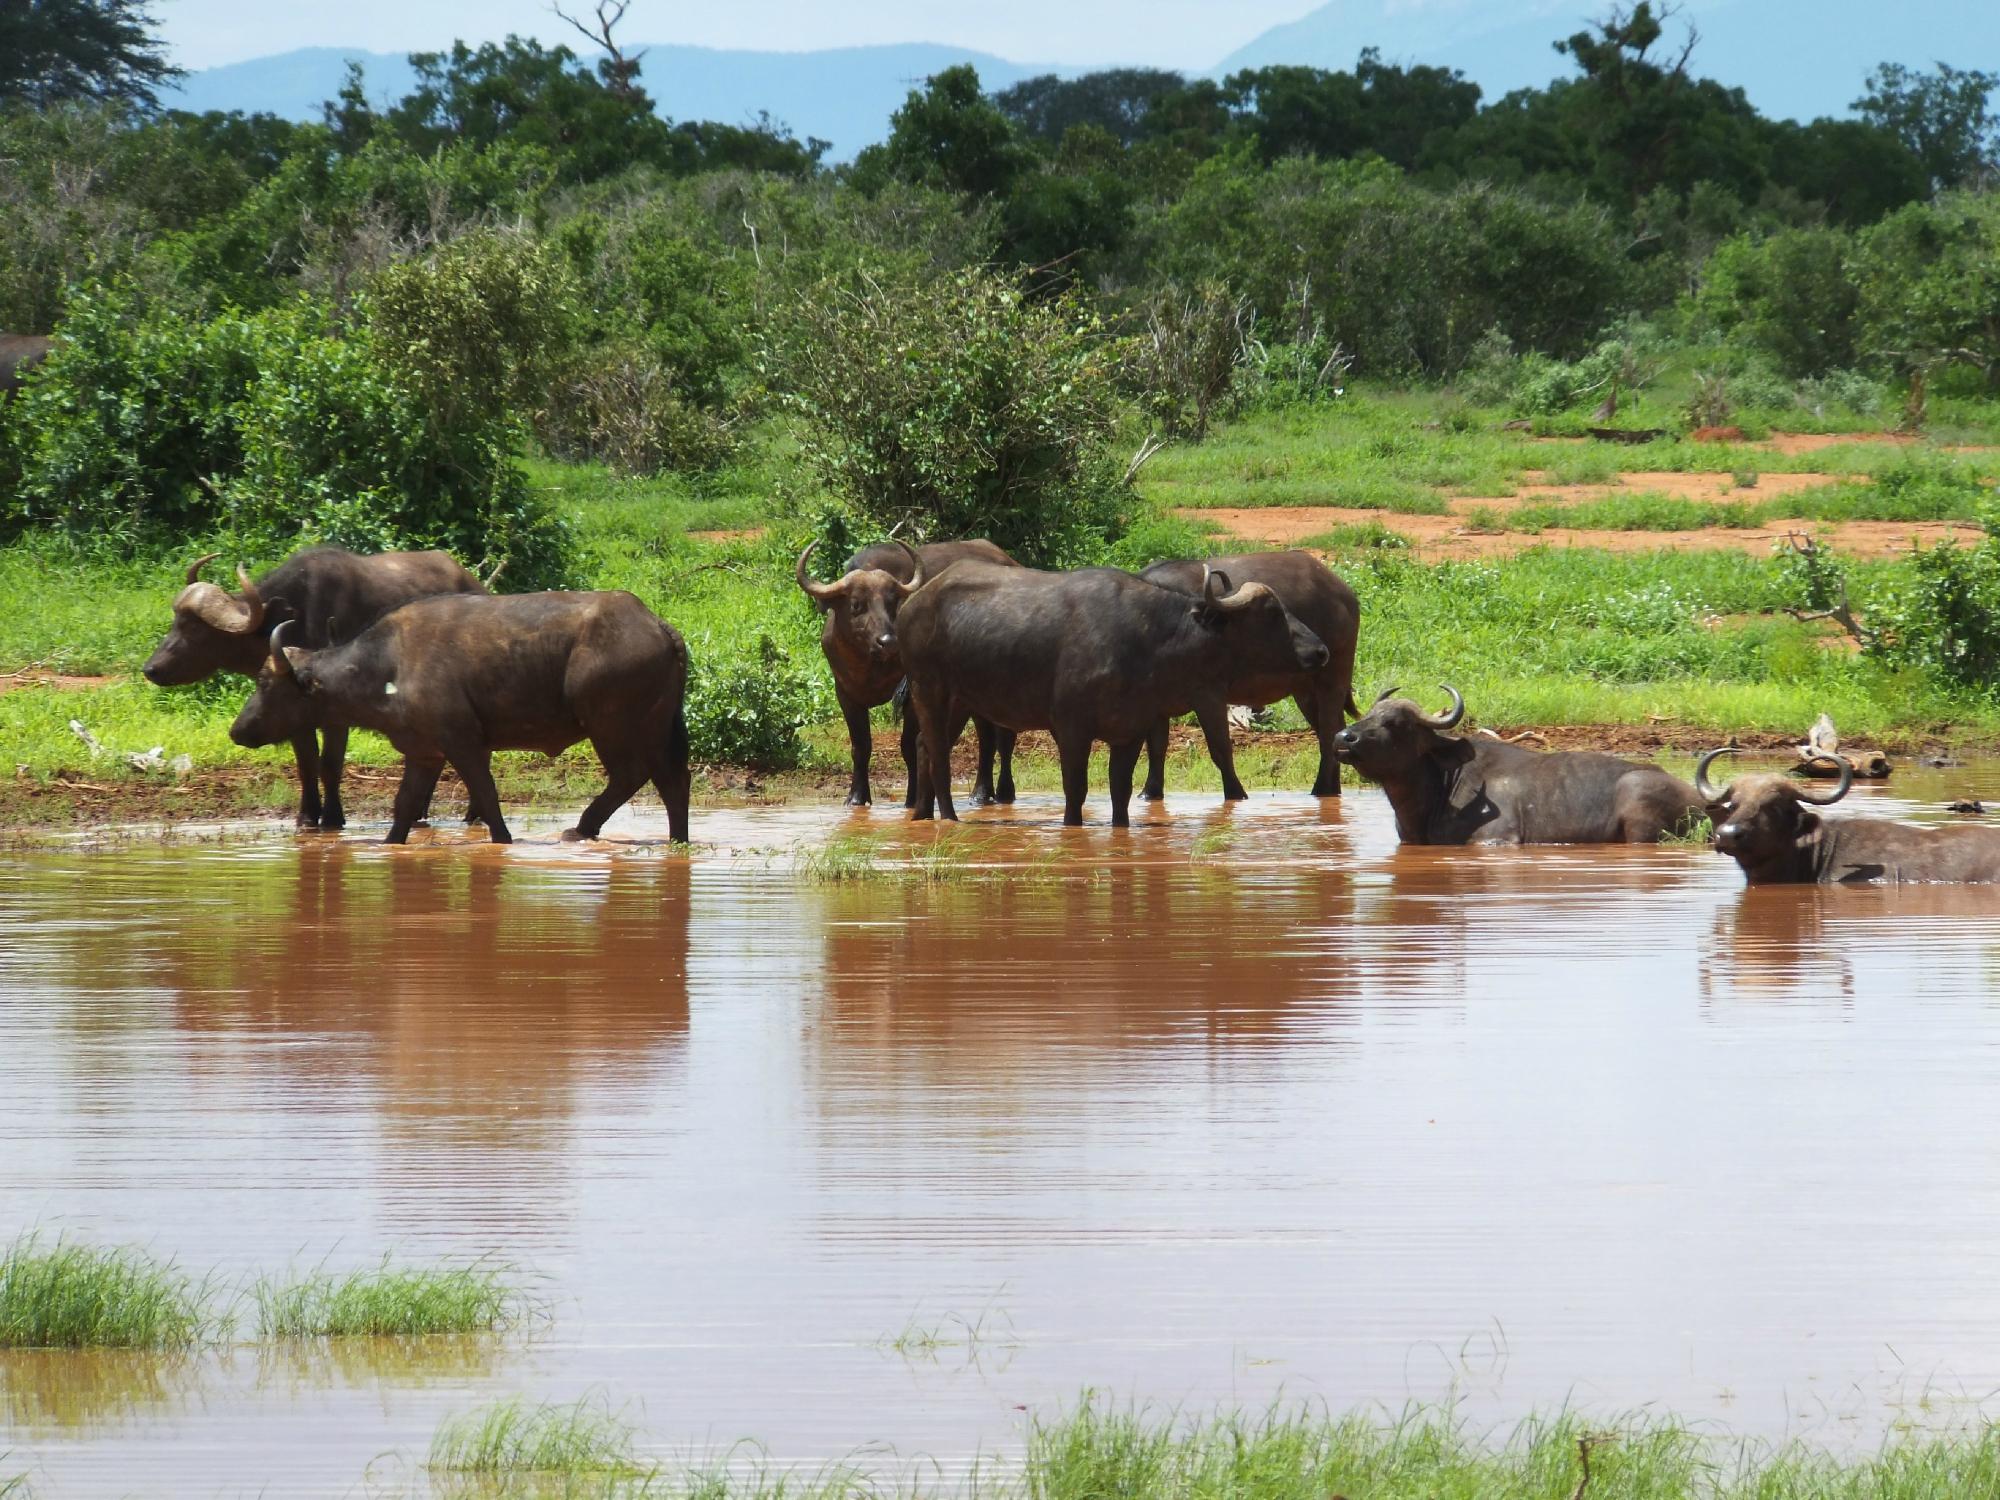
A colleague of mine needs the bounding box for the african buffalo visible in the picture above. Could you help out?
[1699,749,2000,884]
[1332,686,1705,844]
[0,334,52,395]
[899,560,1329,827]
[144,547,485,828]
[229,592,691,846]
[1138,550,1361,799]
[795,538,1020,807]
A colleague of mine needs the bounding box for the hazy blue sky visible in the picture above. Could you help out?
[160,1,1327,70]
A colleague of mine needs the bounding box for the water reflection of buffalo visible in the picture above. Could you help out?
[1139,550,1362,800]
[1701,750,2000,884]
[142,546,485,829]
[1334,686,1705,844]
[901,562,1328,826]
[795,538,1020,808]
[232,591,692,845]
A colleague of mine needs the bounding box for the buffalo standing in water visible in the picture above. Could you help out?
[1333,686,1705,844]
[143,547,485,828]
[898,560,1328,827]
[1699,749,2000,884]
[1138,550,1361,799]
[230,592,692,846]
[795,538,1019,807]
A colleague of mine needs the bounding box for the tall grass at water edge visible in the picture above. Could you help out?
[253,1259,534,1338]
[429,1395,652,1481]
[0,1235,218,1350]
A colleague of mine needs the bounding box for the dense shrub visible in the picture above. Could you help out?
[1126,281,1252,440]
[773,265,1126,564]
[683,631,826,769]
[1693,228,1858,377]
[1852,193,2000,386]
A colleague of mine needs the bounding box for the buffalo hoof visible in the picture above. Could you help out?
[560,828,603,843]
[845,792,871,808]
[997,785,1017,805]
[1138,787,1164,802]
[321,811,346,831]
[488,830,515,845]
[968,788,996,808]
[1310,782,1343,798]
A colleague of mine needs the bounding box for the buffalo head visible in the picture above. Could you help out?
[1194,565,1328,674]
[143,554,271,686]
[795,540,926,665]
[228,621,319,748]
[1330,685,1464,779]
[1697,748,1852,865]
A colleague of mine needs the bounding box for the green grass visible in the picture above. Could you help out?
[253,1259,534,1339]
[429,1395,651,1481]
[0,1234,219,1350]
[409,1396,2000,1498]
[791,827,983,885]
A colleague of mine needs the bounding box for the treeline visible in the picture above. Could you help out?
[2,1,1998,582]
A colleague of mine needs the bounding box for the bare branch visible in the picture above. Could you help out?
[551,0,647,99]
[1124,434,1168,485]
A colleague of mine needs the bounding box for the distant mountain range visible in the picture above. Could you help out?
[167,1,1998,158]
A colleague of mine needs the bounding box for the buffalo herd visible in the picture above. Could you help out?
[136,536,2000,886]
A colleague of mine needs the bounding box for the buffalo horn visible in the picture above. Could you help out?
[1422,684,1465,731]
[893,538,926,597]
[1373,685,1401,705]
[268,619,296,676]
[234,565,265,634]
[1200,565,1233,605]
[793,541,846,605]
[184,551,222,585]
[1210,579,1275,614]
[1693,747,1735,801]
[1792,751,1854,806]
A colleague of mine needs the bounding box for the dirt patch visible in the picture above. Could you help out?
[1763,431,1919,455]
[689,528,768,544]
[1183,505,1985,562]
[0,671,119,696]
[1450,470,1843,511]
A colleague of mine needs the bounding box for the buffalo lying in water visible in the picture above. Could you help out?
[230,591,691,846]
[143,547,485,828]
[1138,550,1361,799]
[796,538,1020,808]
[0,334,52,394]
[899,560,1328,826]
[1699,749,2000,884]
[1333,686,1706,844]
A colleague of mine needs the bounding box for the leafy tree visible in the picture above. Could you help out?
[995,69,1186,147]
[856,65,1025,199]
[1695,228,1858,376]
[0,0,179,109]
[1856,62,1999,191]
[1852,194,2000,386]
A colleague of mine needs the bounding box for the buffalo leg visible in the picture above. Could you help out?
[570,752,648,842]
[837,687,875,807]
[289,732,325,828]
[1194,704,1250,801]
[318,726,349,830]
[899,701,922,809]
[995,727,1016,805]
[1056,734,1092,827]
[651,704,693,845]
[453,751,512,844]
[1107,738,1144,828]
[1139,719,1169,801]
[969,718,999,807]
[908,686,959,823]
[1302,689,1343,797]
[386,759,444,845]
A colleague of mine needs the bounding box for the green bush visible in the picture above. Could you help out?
[684,631,827,769]
[1853,193,2000,386]
[2,264,578,586]
[773,265,1126,564]
[1694,228,1858,377]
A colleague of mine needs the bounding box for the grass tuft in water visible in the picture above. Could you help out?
[253,1258,533,1339]
[428,1394,650,1480]
[0,1234,218,1350]
[793,828,977,886]
[1661,813,1716,848]
[792,833,888,883]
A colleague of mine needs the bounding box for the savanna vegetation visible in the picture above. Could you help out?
[3,0,2000,820]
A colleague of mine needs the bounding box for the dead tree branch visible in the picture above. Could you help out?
[552,0,647,99]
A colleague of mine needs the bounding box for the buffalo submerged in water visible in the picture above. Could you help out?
[1333,686,1706,844]
[897,559,1328,827]
[1699,749,2000,884]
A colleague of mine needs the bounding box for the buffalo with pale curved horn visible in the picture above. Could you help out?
[143,546,484,828]
[897,560,1328,827]
[1333,685,1705,844]
[795,536,1021,807]
[1699,749,2000,884]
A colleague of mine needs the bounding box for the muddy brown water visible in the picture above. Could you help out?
[6,764,2000,1495]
